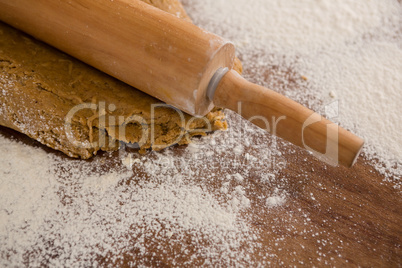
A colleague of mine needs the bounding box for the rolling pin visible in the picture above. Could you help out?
[0,0,364,167]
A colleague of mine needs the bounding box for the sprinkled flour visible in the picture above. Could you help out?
[266,189,287,208]
[0,112,286,266]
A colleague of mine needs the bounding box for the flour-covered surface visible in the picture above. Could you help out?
[1,118,284,266]
[1,0,402,266]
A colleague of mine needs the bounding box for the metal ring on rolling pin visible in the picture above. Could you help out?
[206,67,229,101]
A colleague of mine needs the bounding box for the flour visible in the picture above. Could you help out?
[183,0,402,182]
[183,0,400,54]
[266,194,287,208]
[0,136,260,266]
[0,110,286,266]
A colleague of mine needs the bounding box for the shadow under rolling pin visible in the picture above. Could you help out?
[0,0,364,167]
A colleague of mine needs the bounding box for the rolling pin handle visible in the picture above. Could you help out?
[212,69,364,168]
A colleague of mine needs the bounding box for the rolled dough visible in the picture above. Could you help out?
[0,0,242,159]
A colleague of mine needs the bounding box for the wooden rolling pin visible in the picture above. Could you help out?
[0,0,364,167]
